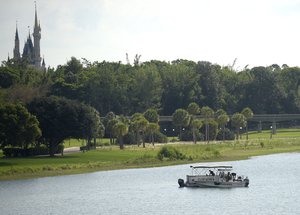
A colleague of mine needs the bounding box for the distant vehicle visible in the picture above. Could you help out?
[178,165,249,188]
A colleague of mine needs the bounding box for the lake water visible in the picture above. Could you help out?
[1,153,300,215]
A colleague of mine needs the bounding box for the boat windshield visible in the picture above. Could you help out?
[189,165,232,176]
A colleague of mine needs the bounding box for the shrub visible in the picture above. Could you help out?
[157,146,186,160]
[145,131,168,143]
[216,128,235,140]
[3,148,26,157]
[123,131,137,145]
[180,129,203,141]
[123,131,168,145]
[2,144,64,157]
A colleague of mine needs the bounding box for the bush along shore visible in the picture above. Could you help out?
[1,138,300,181]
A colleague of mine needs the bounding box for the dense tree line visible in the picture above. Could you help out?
[0,57,299,155]
[1,58,300,115]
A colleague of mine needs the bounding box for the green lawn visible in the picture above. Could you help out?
[247,128,300,139]
[2,137,300,181]
[63,138,111,148]
[2,128,300,181]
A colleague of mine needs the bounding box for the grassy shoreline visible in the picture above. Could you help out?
[1,138,300,181]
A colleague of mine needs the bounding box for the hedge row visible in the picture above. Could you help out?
[3,144,64,157]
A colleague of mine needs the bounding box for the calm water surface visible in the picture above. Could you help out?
[1,153,300,215]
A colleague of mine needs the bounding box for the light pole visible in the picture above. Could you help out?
[240,127,243,139]
[270,126,272,139]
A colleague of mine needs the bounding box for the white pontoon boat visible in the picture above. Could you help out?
[178,165,249,188]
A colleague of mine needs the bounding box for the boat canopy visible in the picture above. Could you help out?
[190,165,232,169]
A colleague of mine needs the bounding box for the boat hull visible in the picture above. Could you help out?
[178,176,249,188]
[185,181,249,188]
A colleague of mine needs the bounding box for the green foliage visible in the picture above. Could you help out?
[242,107,254,120]
[217,114,229,126]
[3,58,300,116]
[2,144,63,157]
[0,66,19,88]
[180,129,203,141]
[113,122,128,149]
[113,122,128,138]
[28,96,101,156]
[146,131,168,143]
[143,108,159,123]
[172,109,190,127]
[0,103,41,149]
[205,120,218,140]
[157,146,186,161]
[231,113,246,128]
[190,119,203,143]
[201,106,214,120]
[146,122,160,145]
[215,109,226,117]
[160,60,201,115]
[130,113,149,147]
[231,113,246,140]
[187,102,200,115]
[191,119,203,129]
[216,128,235,140]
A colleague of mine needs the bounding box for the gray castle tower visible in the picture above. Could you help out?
[33,4,41,68]
[13,24,20,60]
[12,3,45,70]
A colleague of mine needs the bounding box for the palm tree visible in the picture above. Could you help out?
[187,102,201,144]
[144,108,159,123]
[201,106,214,143]
[241,107,254,140]
[216,113,229,141]
[172,109,190,140]
[191,119,203,144]
[104,112,117,145]
[113,122,128,149]
[147,123,160,146]
[130,113,148,147]
[231,113,246,140]
[138,118,149,148]
[187,102,200,116]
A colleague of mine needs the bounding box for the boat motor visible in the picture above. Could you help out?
[178,178,185,187]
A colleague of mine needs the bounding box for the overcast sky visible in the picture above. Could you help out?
[1,0,300,69]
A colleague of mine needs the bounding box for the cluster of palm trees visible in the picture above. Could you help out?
[104,104,253,149]
[104,109,160,149]
[172,102,254,144]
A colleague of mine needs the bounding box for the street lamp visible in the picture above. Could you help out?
[270,126,272,139]
[240,127,243,139]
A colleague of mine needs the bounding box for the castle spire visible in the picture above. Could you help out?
[34,1,38,29]
[33,1,41,68]
[13,21,20,60]
[15,21,19,40]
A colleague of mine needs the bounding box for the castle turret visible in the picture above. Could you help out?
[13,23,20,60]
[23,29,35,64]
[42,56,46,71]
[33,2,41,68]
[10,3,45,70]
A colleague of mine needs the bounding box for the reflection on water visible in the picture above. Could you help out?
[1,153,300,215]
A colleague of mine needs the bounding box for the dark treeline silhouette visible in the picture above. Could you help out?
[1,58,300,116]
